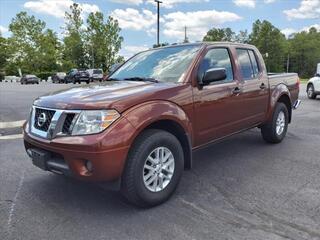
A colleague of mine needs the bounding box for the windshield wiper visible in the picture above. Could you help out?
[124,77,159,83]
[107,77,120,81]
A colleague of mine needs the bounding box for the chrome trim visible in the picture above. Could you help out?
[30,106,81,139]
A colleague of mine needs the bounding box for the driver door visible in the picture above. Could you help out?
[193,47,244,146]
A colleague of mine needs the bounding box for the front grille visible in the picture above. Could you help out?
[62,113,76,134]
[34,108,55,132]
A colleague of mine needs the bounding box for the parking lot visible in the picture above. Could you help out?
[0,82,320,240]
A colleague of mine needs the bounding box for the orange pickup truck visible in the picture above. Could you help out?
[23,42,300,207]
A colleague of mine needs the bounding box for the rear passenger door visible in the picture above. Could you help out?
[236,48,269,126]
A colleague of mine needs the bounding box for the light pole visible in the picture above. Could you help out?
[154,0,162,47]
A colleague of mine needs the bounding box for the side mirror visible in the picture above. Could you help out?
[201,68,227,85]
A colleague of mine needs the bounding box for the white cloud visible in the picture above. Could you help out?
[0,25,8,34]
[233,0,255,8]
[284,0,320,20]
[120,45,149,59]
[24,0,100,19]
[109,0,143,5]
[111,8,157,31]
[264,0,276,3]
[281,28,297,37]
[281,24,320,38]
[301,23,320,31]
[163,10,242,41]
[148,0,209,9]
[110,0,209,8]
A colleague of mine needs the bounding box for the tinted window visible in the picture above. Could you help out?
[198,48,234,83]
[236,49,254,80]
[93,69,102,74]
[248,50,259,77]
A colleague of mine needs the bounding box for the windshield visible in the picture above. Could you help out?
[110,45,201,83]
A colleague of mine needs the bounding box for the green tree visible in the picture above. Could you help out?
[203,28,235,42]
[287,28,320,78]
[234,30,249,43]
[5,11,60,75]
[86,12,123,71]
[0,33,8,80]
[249,20,287,72]
[153,42,169,48]
[63,3,86,69]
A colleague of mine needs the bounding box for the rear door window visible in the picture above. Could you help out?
[248,50,259,77]
[236,49,254,80]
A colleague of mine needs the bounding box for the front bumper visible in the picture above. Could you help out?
[23,117,134,182]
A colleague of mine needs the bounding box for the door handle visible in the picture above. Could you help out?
[232,87,241,95]
[260,83,266,89]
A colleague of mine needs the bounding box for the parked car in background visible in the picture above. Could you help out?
[52,72,66,83]
[307,63,320,99]
[20,74,39,84]
[23,43,300,207]
[87,69,103,82]
[4,76,21,82]
[65,69,90,84]
[47,76,52,82]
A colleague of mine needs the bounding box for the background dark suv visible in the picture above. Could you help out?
[65,69,90,84]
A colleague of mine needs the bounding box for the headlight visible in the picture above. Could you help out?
[71,110,120,135]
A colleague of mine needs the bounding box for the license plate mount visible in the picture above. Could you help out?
[30,148,50,170]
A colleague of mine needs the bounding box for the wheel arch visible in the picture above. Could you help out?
[123,101,193,170]
[267,84,292,123]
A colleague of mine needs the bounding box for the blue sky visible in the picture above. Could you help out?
[0,0,319,58]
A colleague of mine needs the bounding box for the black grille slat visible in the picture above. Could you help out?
[62,113,75,134]
[34,108,55,132]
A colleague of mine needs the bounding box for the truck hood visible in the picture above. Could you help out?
[34,80,180,112]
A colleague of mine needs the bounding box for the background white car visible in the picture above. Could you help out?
[307,63,320,99]
[87,69,103,82]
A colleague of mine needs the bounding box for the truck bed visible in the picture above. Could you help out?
[268,72,300,106]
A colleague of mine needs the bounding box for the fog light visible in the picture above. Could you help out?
[26,149,33,158]
[85,160,93,172]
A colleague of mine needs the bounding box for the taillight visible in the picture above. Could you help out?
[296,77,300,88]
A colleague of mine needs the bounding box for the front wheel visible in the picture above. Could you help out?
[261,102,289,143]
[307,84,316,99]
[121,129,184,207]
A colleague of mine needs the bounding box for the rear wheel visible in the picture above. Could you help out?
[121,129,184,207]
[86,80,90,84]
[261,102,289,143]
[307,84,316,99]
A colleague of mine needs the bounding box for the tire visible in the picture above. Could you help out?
[121,129,184,207]
[307,84,316,99]
[261,102,289,143]
[86,80,90,84]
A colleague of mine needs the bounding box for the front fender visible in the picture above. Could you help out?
[123,100,193,145]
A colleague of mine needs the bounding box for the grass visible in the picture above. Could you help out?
[300,79,309,84]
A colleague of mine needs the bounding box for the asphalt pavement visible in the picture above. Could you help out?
[0,82,320,240]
